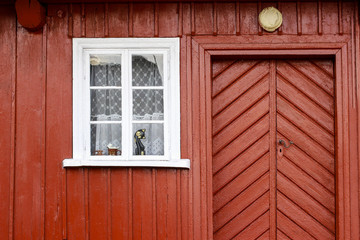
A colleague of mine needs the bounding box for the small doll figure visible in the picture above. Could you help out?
[134,129,146,155]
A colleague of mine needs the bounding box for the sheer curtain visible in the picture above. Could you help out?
[132,55,164,155]
[90,63,122,155]
[90,56,164,156]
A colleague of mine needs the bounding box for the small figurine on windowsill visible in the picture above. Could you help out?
[134,129,146,155]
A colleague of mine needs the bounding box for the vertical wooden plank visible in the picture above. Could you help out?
[88,169,109,239]
[322,1,339,35]
[213,2,217,36]
[81,3,86,37]
[191,2,195,35]
[338,0,343,35]
[0,6,16,240]
[133,3,155,37]
[158,3,178,37]
[318,0,323,35]
[342,45,351,240]
[301,2,318,35]
[84,169,90,240]
[191,38,201,240]
[128,169,133,240]
[335,50,344,240]
[14,24,44,240]
[61,171,67,239]
[269,60,277,239]
[240,2,258,35]
[107,169,111,240]
[257,1,263,35]
[104,3,109,37]
[277,1,283,34]
[68,4,73,37]
[176,170,182,240]
[154,2,159,37]
[132,169,153,239]
[178,3,183,36]
[129,3,133,37]
[182,3,191,35]
[166,170,178,239]
[156,170,166,239]
[156,170,177,239]
[108,3,128,37]
[71,4,82,37]
[85,4,105,38]
[199,46,208,239]
[280,2,297,35]
[217,2,236,35]
[342,1,353,34]
[204,51,213,240]
[180,36,190,240]
[194,3,213,35]
[110,169,129,240]
[45,4,72,240]
[236,1,240,35]
[296,1,302,35]
[354,2,360,240]
[67,169,86,240]
[152,170,157,240]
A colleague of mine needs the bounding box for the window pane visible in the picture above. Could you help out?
[91,123,122,156]
[132,54,163,86]
[91,89,122,121]
[133,89,164,120]
[133,123,164,156]
[90,54,121,87]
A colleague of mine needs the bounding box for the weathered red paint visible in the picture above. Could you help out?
[0,1,359,239]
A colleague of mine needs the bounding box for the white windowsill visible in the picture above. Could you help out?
[63,158,190,168]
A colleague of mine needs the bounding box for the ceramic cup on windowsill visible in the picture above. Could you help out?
[108,148,121,155]
[107,144,121,156]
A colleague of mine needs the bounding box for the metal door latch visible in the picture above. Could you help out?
[278,139,293,148]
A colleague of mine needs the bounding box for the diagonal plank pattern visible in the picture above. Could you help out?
[212,59,335,240]
[276,60,335,240]
[212,59,271,240]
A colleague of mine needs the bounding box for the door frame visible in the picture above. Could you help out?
[185,35,358,239]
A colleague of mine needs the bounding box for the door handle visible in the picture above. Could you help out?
[278,139,293,148]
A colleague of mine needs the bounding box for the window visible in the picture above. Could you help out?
[63,38,190,168]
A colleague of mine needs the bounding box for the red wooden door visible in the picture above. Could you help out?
[212,59,335,239]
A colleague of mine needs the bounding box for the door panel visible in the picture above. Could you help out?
[212,58,335,239]
[276,60,335,239]
[212,60,271,239]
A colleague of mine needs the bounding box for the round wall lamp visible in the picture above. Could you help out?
[259,7,283,32]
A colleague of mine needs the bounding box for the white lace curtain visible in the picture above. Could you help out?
[90,56,165,156]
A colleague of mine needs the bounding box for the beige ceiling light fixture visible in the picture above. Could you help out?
[259,7,283,32]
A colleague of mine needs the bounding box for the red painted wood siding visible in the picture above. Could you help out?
[0,1,359,239]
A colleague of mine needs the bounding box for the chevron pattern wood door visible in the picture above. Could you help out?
[212,59,335,240]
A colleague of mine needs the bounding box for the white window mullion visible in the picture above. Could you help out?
[128,51,134,160]
[122,50,131,160]
[84,52,92,162]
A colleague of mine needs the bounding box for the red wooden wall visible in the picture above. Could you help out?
[0,1,359,239]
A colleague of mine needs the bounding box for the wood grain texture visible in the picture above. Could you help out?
[0,6,16,240]
[45,5,72,240]
[14,22,45,240]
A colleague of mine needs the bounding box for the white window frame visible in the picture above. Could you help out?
[63,38,190,168]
